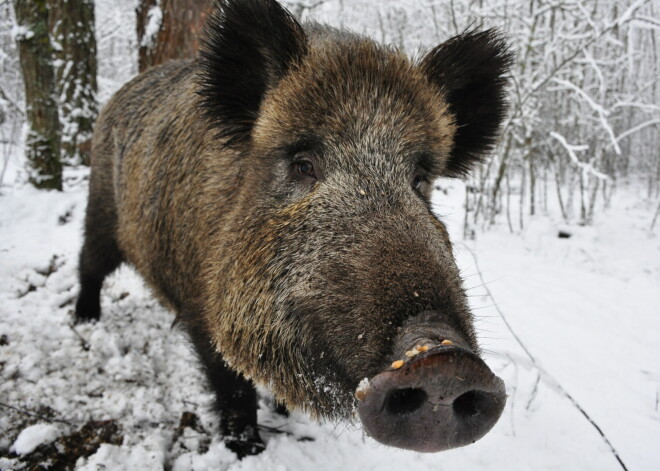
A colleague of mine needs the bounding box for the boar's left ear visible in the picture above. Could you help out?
[420,29,513,177]
[197,0,308,146]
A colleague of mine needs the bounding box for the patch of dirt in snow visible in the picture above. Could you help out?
[11,420,123,470]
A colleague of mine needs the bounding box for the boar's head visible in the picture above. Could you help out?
[198,0,511,452]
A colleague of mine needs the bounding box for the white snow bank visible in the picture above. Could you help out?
[10,423,61,455]
[171,440,237,471]
[141,5,163,47]
[77,432,166,471]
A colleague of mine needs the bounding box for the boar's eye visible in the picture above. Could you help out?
[296,160,315,177]
[412,174,425,191]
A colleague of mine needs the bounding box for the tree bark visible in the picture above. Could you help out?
[136,0,211,73]
[14,0,62,190]
[49,0,98,165]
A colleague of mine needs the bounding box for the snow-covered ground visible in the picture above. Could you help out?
[1,152,659,470]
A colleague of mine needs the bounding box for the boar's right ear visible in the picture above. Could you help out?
[197,0,308,146]
[420,29,512,177]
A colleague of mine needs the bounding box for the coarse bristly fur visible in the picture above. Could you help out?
[74,0,512,456]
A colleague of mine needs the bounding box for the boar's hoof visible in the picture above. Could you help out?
[357,346,506,452]
[274,401,290,417]
[73,296,100,324]
[225,432,265,459]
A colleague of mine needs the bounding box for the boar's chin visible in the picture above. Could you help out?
[299,370,358,420]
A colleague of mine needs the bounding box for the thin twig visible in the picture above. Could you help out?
[650,198,660,232]
[525,373,541,411]
[258,423,294,436]
[0,401,72,426]
[0,85,24,117]
[460,243,629,471]
[68,323,90,351]
[505,353,518,437]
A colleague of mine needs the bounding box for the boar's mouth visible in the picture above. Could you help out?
[355,344,506,452]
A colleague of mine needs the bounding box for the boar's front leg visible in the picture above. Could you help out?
[75,178,124,323]
[186,321,264,458]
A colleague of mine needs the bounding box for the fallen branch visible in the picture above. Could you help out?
[68,323,91,351]
[0,401,72,426]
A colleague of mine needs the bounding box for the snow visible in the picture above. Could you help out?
[171,442,237,471]
[141,5,163,48]
[77,433,169,471]
[1,155,659,469]
[355,378,370,401]
[10,424,61,455]
[10,25,33,42]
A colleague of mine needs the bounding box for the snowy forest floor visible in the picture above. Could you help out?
[0,159,659,471]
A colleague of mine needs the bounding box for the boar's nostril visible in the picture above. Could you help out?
[452,390,493,419]
[384,387,427,415]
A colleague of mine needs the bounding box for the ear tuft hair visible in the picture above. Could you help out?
[197,0,308,146]
[420,29,513,177]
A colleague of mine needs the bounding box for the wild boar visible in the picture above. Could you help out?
[75,0,512,457]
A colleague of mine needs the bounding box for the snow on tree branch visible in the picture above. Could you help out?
[551,78,622,155]
[550,132,609,181]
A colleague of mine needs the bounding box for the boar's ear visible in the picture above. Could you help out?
[197,0,308,146]
[420,29,512,177]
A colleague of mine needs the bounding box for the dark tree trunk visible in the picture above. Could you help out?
[13,0,62,190]
[49,0,98,165]
[136,0,211,73]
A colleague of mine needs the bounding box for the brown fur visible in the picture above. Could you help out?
[79,0,510,434]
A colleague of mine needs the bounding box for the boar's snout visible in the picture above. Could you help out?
[356,320,506,452]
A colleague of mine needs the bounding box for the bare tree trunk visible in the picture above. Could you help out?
[14,0,62,190]
[528,140,536,216]
[486,134,512,224]
[136,0,211,73]
[555,165,568,221]
[136,0,158,70]
[50,0,98,165]
[579,172,587,225]
[463,182,476,240]
[587,178,600,225]
[543,161,548,213]
[519,160,526,230]
[505,172,514,233]
[655,151,660,199]
[566,165,576,219]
